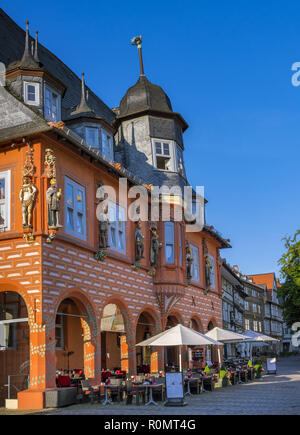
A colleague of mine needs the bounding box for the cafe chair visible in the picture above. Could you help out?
[125,380,146,405]
[79,379,99,403]
[106,378,123,402]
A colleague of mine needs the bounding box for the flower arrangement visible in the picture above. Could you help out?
[219,366,230,387]
[254,359,264,378]
[94,249,108,262]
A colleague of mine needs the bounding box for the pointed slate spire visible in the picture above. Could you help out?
[71,72,94,115]
[20,21,40,69]
[34,31,40,63]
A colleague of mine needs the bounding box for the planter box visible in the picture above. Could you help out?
[45,387,77,408]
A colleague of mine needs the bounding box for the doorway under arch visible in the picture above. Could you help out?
[100,303,126,374]
[0,291,29,407]
[136,310,159,374]
[55,298,85,374]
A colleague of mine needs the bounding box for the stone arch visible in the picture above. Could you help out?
[206,317,218,365]
[100,295,135,376]
[53,287,100,382]
[189,315,204,333]
[188,316,205,370]
[207,317,217,332]
[0,281,31,406]
[135,305,162,374]
[166,311,184,328]
[134,305,162,334]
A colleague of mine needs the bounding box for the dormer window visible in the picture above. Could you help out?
[44,85,61,122]
[152,139,185,175]
[86,127,99,149]
[23,82,40,106]
[101,130,113,162]
[154,140,174,170]
[176,145,185,177]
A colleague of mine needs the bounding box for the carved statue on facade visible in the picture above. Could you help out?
[150,227,162,267]
[186,245,194,281]
[19,177,37,228]
[46,179,62,229]
[44,148,57,179]
[134,220,144,262]
[98,205,110,249]
[205,255,212,288]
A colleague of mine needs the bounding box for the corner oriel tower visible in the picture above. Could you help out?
[114,36,189,189]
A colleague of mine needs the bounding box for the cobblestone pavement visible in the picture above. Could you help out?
[6,356,300,415]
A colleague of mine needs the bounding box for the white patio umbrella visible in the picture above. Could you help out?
[205,327,248,343]
[205,327,248,366]
[136,324,223,372]
[242,330,280,361]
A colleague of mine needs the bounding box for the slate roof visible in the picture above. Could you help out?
[0,8,115,125]
[119,75,173,117]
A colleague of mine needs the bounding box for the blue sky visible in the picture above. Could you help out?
[2,0,299,277]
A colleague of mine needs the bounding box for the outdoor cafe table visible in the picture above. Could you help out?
[102,384,114,405]
[144,383,164,406]
[184,378,201,396]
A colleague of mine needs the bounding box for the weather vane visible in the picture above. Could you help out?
[131,35,145,76]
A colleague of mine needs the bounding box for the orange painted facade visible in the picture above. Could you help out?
[0,133,227,409]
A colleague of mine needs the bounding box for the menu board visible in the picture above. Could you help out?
[267,358,277,373]
[165,372,184,399]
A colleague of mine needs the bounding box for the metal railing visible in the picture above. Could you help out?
[4,374,29,400]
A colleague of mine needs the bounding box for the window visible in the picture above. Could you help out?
[86,127,99,148]
[258,305,261,314]
[55,314,64,350]
[222,301,230,323]
[244,301,249,311]
[179,224,183,266]
[1,303,17,349]
[65,177,86,240]
[252,303,257,313]
[252,289,257,298]
[0,170,10,231]
[190,244,199,282]
[245,319,250,330]
[164,222,175,263]
[253,321,258,332]
[102,130,114,161]
[108,202,126,254]
[24,82,40,106]
[208,255,215,289]
[44,85,61,122]
[176,145,185,177]
[153,140,175,171]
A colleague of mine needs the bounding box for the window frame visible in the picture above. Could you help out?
[44,84,61,122]
[101,130,114,162]
[175,144,185,177]
[64,177,87,241]
[0,170,11,231]
[164,221,175,264]
[85,126,100,149]
[55,314,65,350]
[23,81,40,106]
[152,139,176,172]
[108,202,126,255]
[190,244,200,282]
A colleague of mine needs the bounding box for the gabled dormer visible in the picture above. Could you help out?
[64,72,115,162]
[5,21,65,122]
